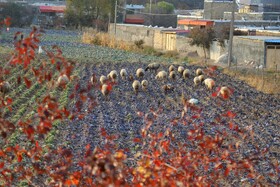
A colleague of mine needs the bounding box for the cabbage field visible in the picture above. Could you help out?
[0,28,279,186]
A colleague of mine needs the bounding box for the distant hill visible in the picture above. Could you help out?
[126,0,204,10]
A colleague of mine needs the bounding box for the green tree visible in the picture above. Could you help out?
[157,1,175,14]
[0,3,33,27]
[189,26,215,61]
[145,1,175,14]
[216,25,248,47]
[65,0,115,30]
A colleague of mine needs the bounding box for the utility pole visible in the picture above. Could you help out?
[114,0,117,35]
[228,0,236,68]
[108,13,111,33]
[149,0,152,14]
[123,0,127,23]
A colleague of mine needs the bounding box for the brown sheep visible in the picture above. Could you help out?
[169,65,175,72]
[169,71,176,80]
[0,81,11,95]
[196,68,203,76]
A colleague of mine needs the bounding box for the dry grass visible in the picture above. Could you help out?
[187,56,280,96]
[222,67,280,95]
[0,46,12,61]
[82,30,137,51]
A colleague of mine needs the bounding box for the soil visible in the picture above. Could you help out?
[55,60,279,185]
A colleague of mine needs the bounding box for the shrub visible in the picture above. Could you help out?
[134,39,144,49]
[163,50,179,59]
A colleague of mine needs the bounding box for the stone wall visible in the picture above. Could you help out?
[232,36,265,66]
[176,36,210,58]
[108,24,230,61]
[109,24,157,47]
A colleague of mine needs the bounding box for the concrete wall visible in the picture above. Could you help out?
[210,41,228,60]
[108,24,230,61]
[204,2,237,20]
[109,24,156,47]
[232,36,265,66]
[176,36,210,58]
[224,12,264,20]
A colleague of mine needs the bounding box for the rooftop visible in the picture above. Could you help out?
[125,4,145,10]
[235,35,280,43]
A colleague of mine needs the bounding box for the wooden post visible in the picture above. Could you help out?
[228,0,236,68]
[114,0,117,36]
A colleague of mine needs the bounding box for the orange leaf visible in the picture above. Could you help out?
[0,150,5,157]
[23,77,32,88]
[64,179,72,186]
[17,76,21,85]
[212,92,218,97]
[229,122,234,130]
[133,138,142,143]
[26,125,35,139]
[4,17,11,27]
[0,162,4,169]
[72,178,79,185]
[17,153,23,162]
[6,97,12,105]
[227,111,236,118]
[85,144,90,150]
[154,159,161,167]
[224,166,231,177]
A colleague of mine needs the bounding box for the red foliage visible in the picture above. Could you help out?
[0,20,277,187]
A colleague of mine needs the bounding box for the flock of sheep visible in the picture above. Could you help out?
[0,62,232,101]
[89,62,232,100]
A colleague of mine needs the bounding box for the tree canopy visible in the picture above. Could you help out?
[0,3,33,27]
[145,1,175,14]
[189,26,215,59]
[65,0,115,30]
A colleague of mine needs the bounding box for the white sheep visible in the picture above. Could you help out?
[155,70,167,81]
[178,66,184,75]
[136,68,145,78]
[182,69,191,79]
[107,70,118,82]
[219,86,231,99]
[100,75,107,85]
[203,78,215,90]
[193,76,201,86]
[169,65,175,72]
[145,63,160,72]
[120,69,128,80]
[101,84,110,98]
[198,74,204,82]
[196,68,203,76]
[57,74,69,87]
[132,80,141,94]
[38,46,43,54]
[141,80,148,91]
[169,71,176,80]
